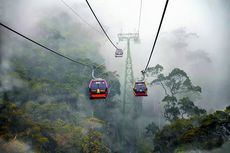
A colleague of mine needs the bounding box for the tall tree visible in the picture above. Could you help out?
[178,97,206,118]
[147,65,205,121]
[151,68,201,97]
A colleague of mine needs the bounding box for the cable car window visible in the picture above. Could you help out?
[91,81,107,90]
[135,83,146,91]
[99,82,106,90]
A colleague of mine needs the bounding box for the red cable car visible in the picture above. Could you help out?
[89,79,109,99]
[133,81,148,96]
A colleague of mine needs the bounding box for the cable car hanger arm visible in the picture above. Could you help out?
[91,63,106,79]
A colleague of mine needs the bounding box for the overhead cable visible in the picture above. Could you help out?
[60,0,103,35]
[0,22,91,67]
[85,0,119,50]
[144,0,169,71]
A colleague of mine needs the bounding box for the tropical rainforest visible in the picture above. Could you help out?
[0,1,230,153]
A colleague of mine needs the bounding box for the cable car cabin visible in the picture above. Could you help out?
[133,81,148,96]
[89,79,108,99]
[115,49,123,57]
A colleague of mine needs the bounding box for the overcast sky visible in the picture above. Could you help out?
[1,0,229,111]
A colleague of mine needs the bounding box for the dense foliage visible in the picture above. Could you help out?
[152,106,230,153]
[0,11,120,153]
[147,65,206,122]
[0,7,229,153]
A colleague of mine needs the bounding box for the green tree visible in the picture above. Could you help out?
[152,106,230,153]
[148,65,205,121]
[178,97,206,118]
[82,129,110,153]
[0,93,57,153]
[151,68,201,97]
[145,64,164,77]
[146,122,159,137]
[162,96,180,121]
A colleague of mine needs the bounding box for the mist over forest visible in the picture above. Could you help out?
[0,0,229,153]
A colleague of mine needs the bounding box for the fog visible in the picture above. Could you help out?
[0,0,229,152]
[90,0,230,111]
[1,0,229,107]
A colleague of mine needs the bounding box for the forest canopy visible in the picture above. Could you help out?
[0,1,229,153]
